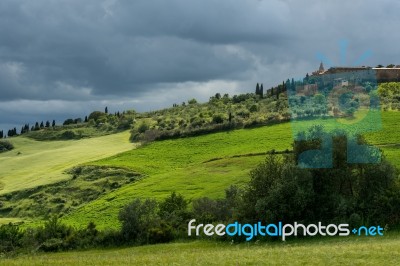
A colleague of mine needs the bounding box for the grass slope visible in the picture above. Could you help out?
[63,112,400,229]
[2,111,400,229]
[2,234,400,265]
[62,122,293,229]
[0,131,134,195]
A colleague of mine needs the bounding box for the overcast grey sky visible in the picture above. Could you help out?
[1,0,400,131]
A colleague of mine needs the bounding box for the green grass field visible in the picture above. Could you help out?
[2,234,400,265]
[61,111,400,229]
[62,122,294,229]
[0,131,134,195]
[1,111,400,230]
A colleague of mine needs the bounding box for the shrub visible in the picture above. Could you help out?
[60,130,78,140]
[159,192,188,216]
[0,140,14,153]
[188,98,198,105]
[118,117,134,130]
[0,223,23,252]
[212,114,224,124]
[119,198,159,244]
[192,197,228,223]
[147,221,174,244]
[88,111,106,122]
[63,118,75,126]
[249,104,258,112]
[159,192,191,236]
[137,122,149,133]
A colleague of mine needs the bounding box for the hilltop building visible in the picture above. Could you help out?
[311,62,400,82]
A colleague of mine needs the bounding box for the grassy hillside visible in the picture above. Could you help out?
[0,131,135,195]
[60,111,400,229]
[1,111,400,230]
[62,122,293,229]
[2,234,400,265]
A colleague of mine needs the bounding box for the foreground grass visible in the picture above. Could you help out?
[0,131,134,194]
[3,235,400,265]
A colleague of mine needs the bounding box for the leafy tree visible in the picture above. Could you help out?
[63,119,75,126]
[0,223,23,252]
[159,192,188,216]
[240,126,400,227]
[313,93,326,105]
[212,114,224,124]
[249,104,258,113]
[119,199,159,243]
[88,111,106,122]
[188,98,197,105]
[158,192,191,235]
[137,122,149,133]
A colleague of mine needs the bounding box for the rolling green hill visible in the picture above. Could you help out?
[61,111,400,229]
[1,111,400,230]
[0,131,135,195]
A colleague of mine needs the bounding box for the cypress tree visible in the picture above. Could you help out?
[277,85,280,99]
[291,78,295,91]
[255,83,260,95]
[286,79,290,92]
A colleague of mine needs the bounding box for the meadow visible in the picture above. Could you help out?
[62,111,400,229]
[2,234,400,265]
[0,131,134,195]
[1,111,400,230]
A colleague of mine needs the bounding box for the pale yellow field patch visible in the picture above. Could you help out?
[0,131,134,194]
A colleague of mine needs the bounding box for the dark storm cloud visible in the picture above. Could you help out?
[0,0,291,101]
[1,0,400,130]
